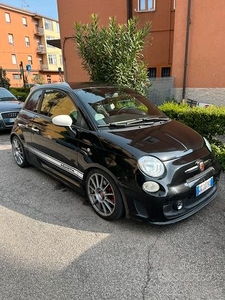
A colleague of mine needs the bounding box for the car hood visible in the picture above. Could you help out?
[99,120,204,161]
[0,100,23,112]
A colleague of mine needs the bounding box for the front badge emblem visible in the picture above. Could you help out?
[197,160,205,172]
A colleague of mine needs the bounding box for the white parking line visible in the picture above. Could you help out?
[0,145,11,150]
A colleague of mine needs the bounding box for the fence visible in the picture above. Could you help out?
[147,77,174,105]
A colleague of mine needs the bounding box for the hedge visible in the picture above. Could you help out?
[158,102,225,170]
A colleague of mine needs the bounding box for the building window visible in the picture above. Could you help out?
[148,68,157,78]
[59,55,63,65]
[139,0,155,11]
[28,55,33,65]
[13,73,21,80]
[8,33,14,44]
[5,13,11,23]
[56,23,60,33]
[161,67,171,77]
[25,36,30,46]
[46,36,55,48]
[44,19,53,31]
[48,54,57,65]
[22,17,27,26]
[11,54,17,64]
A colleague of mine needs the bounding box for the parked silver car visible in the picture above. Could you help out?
[0,87,23,130]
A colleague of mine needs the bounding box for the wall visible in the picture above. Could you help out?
[172,0,225,104]
[148,77,174,105]
[57,0,175,83]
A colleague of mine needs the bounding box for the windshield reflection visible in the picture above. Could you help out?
[75,87,166,126]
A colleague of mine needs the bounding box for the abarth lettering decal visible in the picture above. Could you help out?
[26,145,84,179]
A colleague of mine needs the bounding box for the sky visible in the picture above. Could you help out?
[1,0,58,19]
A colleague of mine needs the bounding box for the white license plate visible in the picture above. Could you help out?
[196,177,214,196]
[8,118,16,123]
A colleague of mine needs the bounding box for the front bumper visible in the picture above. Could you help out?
[122,164,221,225]
[0,111,19,130]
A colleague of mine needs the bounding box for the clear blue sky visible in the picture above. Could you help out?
[1,0,58,19]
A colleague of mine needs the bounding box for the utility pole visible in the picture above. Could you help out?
[19,61,26,88]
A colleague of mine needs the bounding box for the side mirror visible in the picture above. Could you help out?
[52,115,72,127]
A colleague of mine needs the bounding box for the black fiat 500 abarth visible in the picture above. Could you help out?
[10,82,221,224]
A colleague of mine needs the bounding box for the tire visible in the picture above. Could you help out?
[85,169,124,221]
[11,136,29,168]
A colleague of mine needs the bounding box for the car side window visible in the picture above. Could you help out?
[40,89,88,128]
[24,90,42,112]
[40,90,76,118]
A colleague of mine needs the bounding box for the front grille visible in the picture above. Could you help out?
[0,111,19,127]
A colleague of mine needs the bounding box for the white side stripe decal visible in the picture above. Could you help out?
[27,145,84,180]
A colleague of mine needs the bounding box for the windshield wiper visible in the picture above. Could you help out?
[98,119,137,128]
[0,97,15,101]
[98,117,170,128]
[124,116,170,125]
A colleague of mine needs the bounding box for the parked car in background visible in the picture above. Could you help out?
[0,87,23,131]
[10,83,221,224]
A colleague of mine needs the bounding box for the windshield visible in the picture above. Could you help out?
[0,89,17,101]
[75,87,168,127]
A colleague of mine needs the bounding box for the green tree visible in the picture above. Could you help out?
[0,67,10,89]
[74,14,151,95]
[32,74,45,84]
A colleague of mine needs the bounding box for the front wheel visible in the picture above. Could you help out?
[85,169,124,221]
[11,136,29,168]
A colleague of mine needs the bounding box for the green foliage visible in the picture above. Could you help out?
[32,74,45,85]
[0,67,10,89]
[74,14,151,95]
[211,143,225,170]
[10,88,29,101]
[158,102,225,170]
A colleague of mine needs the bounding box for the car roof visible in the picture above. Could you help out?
[32,82,118,91]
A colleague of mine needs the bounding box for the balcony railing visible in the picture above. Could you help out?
[39,64,49,71]
[37,45,46,54]
[34,27,44,36]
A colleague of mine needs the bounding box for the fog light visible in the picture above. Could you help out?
[176,200,183,210]
[142,181,160,193]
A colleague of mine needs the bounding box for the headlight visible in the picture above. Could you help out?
[138,156,165,177]
[203,137,212,152]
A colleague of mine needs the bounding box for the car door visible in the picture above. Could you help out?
[15,89,43,163]
[30,88,84,185]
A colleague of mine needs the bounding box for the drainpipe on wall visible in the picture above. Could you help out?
[127,0,133,20]
[182,0,192,101]
[62,36,74,82]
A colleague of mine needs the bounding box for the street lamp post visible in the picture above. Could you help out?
[19,61,26,88]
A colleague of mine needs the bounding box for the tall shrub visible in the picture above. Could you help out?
[0,67,10,89]
[74,14,151,95]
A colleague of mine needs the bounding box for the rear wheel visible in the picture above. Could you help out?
[85,169,124,221]
[11,136,28,168]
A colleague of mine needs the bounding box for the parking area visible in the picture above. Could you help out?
[0,131,224,300]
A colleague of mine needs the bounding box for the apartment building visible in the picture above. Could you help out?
[0,3,63,87]
[57,0,175,85]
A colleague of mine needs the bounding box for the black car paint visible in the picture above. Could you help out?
[10,83,221,224]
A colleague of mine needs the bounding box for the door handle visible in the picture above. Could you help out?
[31,127,39,133]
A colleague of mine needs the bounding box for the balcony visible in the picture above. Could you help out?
[34,27,44,36]
[37,45,46,54]
[39,64,49,71]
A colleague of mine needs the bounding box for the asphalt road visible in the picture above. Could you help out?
[0,131,224,300]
